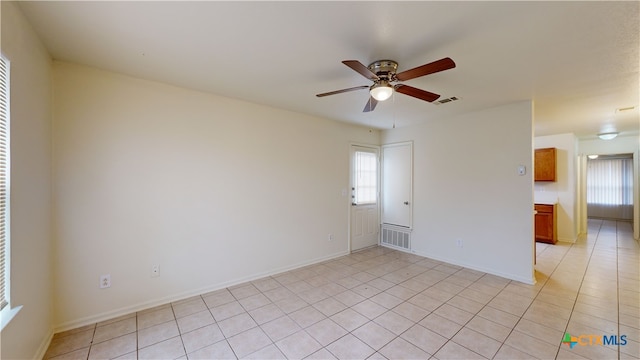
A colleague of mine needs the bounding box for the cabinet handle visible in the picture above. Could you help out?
[404,201,409,205]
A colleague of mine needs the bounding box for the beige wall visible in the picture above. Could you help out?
[381,101,535,284]
[52,61,380,329]
[0,1,54,359]
[535,133,578,242]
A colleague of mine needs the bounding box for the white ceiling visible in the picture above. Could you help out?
[17,1,640,138]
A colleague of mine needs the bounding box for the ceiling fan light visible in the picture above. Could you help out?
[598,132,618,140]
[370,83,393,101]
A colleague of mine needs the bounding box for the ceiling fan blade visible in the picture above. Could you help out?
[316,85,369,97]
[342,60,379,81]
[395,57,456,81]
[394,84,440,102]
[363,97,378,112]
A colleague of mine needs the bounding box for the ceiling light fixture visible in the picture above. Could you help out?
[370,81,393,101]
[588,154,599,159]
[598,132,618,140]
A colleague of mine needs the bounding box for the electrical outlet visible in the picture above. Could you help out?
[100,274,111,289]
[518,165,526,176]
[151,265,160,277]
[456,239,463,248]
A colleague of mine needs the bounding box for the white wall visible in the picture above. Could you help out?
[534,133,578,242]
[52,61,380,329]
[0,2,54,359]
[579,135,640,240]
[381,101,535,284]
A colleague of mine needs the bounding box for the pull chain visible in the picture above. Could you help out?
[392,90,396,129]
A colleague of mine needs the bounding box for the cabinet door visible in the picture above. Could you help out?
[535,212,554,243]
[535,148,556,181]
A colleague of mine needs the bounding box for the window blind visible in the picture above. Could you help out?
[587,156,633,220]
[0,54,9,311]
[354,151,377,204]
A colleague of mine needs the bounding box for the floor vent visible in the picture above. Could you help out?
[380,224,411,250]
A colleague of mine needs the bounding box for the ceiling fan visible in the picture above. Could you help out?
[316,57,456,112]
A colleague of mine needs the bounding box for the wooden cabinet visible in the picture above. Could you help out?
[535,148,556,181]
[535,204,557,244]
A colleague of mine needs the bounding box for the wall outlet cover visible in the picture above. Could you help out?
[100,274,111,289]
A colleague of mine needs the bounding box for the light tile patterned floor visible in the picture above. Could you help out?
[44,219,639,359]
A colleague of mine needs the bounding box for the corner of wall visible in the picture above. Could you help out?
[1,1,55,358]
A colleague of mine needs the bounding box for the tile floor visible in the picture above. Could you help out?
[44,219,639,359]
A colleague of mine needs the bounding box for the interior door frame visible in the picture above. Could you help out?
[381,141,414,229]
[578,150,640,240]
[348,143,381,253]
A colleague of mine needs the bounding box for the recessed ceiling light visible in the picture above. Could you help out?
[588,154,599,159]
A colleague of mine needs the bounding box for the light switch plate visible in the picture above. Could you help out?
[518,165,526,176]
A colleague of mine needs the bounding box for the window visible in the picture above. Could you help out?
[587,155,634,220]
[0,53,9,314]
[354,150,377,205]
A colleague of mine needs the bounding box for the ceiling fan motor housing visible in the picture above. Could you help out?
[368,60,398,82]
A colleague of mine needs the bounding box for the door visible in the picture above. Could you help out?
[350,145,380,251]
[382,142,412,228]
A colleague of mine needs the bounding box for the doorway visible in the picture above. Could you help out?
[578,150,639,241]
[379,142,413,251]
[381,142,413,228]
[350,145,380,251]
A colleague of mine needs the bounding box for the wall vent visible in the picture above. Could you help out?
[380,224,411,250]
[434,96,460,105]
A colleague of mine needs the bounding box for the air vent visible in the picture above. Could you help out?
[434,96,460,105]
[380,224,411,251]
[616,106,636,113]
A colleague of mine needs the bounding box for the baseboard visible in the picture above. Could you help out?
[54,249,349,333]
[34,327,54,360]
[558,236,578,243]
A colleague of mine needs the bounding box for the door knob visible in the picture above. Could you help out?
[404,201,409,205]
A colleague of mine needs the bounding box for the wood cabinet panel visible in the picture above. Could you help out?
[535,203,557,244]
[535,148,556,182]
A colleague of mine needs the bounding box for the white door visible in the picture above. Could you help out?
[382,142,413,228]
[350,145,380,251]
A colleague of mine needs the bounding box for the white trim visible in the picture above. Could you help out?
[34,327,55,360]
[348,142,381,253]
[0,52,11,318]
[0,304,22,331]
[558,236,578,244]
[381,141,413,229]
[54,250,348,332]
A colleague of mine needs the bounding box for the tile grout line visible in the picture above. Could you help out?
[410,269,512,359]
[555,219,610,359]
[45,226,635,360]
[559,221,600,359]
[135,311,139,360]
[491,234,585,359]
[616,220,621,360]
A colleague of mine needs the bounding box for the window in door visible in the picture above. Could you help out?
[353,150,377,205]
